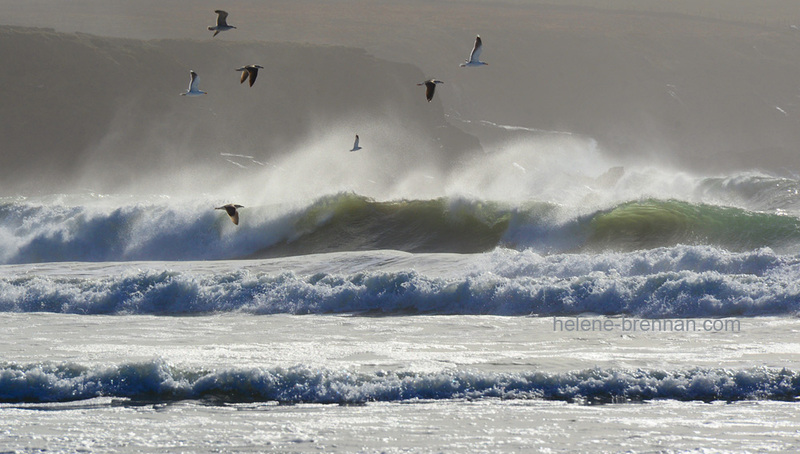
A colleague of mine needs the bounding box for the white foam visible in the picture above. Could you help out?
[1,358,796,404]
[1,246,798,318]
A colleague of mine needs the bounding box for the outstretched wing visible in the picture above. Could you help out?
[427,82,436,101]
[468,35,483,63]
[238,68,249,84]
[247,67,259,86]
[215,10,230,26]
[189,70,200,91]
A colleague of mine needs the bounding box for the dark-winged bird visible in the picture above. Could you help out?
[417,79,444,102]
[216,204,244,225]
[236,65,264,87]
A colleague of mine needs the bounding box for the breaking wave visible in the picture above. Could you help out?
[1,246,799,317]
[2,179,800,264]
[1,359,797,404]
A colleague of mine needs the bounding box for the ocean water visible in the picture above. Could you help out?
[2,146,800,452]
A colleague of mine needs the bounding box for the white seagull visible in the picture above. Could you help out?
[236,64,264,87]
[216,204,244,225]
[350,134,362,151]
[208,10,236,37]
[180,70,206,96]
[460,35,488,67]
[417,79,444,102]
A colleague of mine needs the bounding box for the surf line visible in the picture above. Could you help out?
[552,317,741,333]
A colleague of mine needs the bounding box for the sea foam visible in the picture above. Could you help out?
[1,359,797,404]
[1,246,798,317]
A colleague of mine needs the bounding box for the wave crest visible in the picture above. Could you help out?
[585,199,800,252]
[3,189,800,263]
[2,246,798,317]
[2,359,797,404]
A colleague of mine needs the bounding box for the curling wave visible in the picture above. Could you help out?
[584,199,800,252]
[2,189,800,264]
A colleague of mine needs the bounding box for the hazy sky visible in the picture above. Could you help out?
[5,0,800,180]
[4,0,799,43]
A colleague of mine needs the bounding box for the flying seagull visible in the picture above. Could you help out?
[180,70,206,96]
[236,65,264,87]
[460,35,488,67]
[417,79,444,102]
[350,134,362,151]
[208,10,236,37]
[216,204,244,225]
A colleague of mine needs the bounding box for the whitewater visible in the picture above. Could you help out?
[2,132,800,452]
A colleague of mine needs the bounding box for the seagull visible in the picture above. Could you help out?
[216,204,244,225]
[236,65,264,87]
[460,35,488,67]
[208,10,236,37]
[180,70,206,96]
[417,79,444,102]
[350,134,362,151]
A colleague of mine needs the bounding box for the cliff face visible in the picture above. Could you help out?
[0,26,480,192]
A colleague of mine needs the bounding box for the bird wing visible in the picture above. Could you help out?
[468,36,483,62]
[247,67,258,86]
[217,204,242,225]
[425,81,435,101]
[215,10,229,26]
[353,135,359,149]
[239,69,249,84]
[189,71,200,91]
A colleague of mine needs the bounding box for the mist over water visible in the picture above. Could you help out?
[4,130,800,265]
